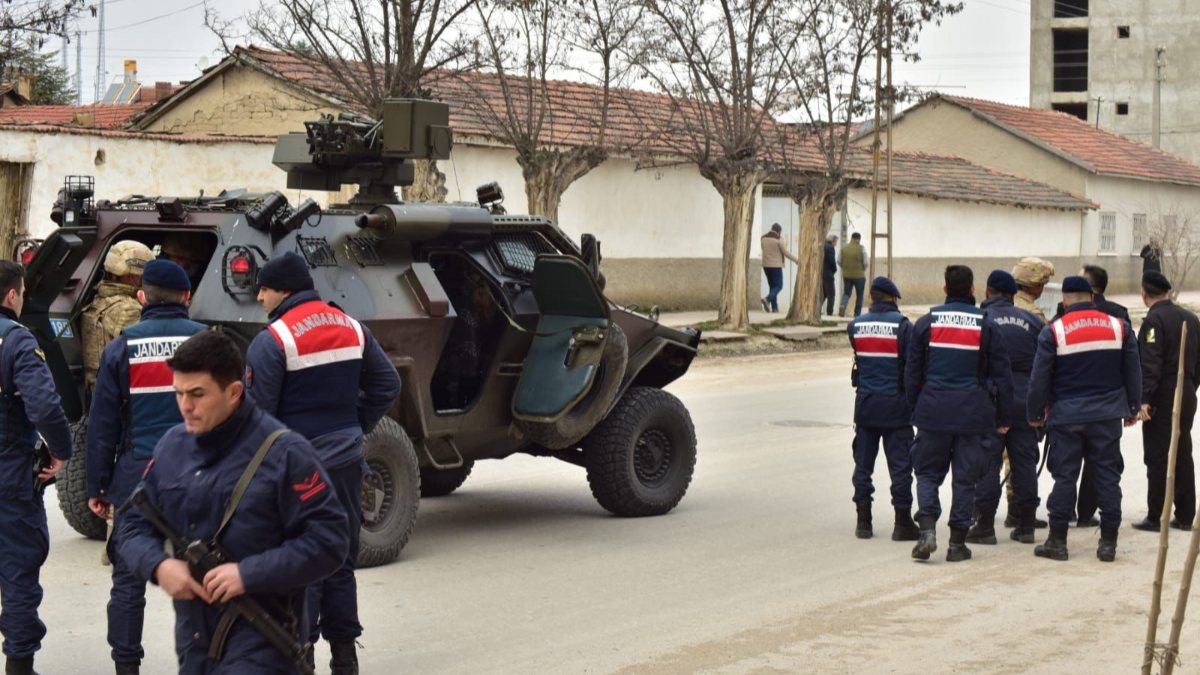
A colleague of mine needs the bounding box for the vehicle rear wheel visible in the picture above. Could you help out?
[516,324,627,450]
[57,420,107,540]
[420,461,474,498]
[358,417,420,568]
[583,386,697,517]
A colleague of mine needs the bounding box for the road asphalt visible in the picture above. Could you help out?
[31,349,1200,674]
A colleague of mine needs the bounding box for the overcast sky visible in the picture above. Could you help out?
[60,0,1033,107]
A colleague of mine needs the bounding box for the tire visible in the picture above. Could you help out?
[57,420,107,540]
[420,461,474,498]
[517,324,628,450]
[358,417,420,568]
[583,386,697,517]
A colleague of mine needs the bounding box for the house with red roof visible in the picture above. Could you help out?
[859,93,1200,293]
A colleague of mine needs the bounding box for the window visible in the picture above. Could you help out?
[1133,213,1147,252]
[1118,26,1131,39]
[1052,102,1088,121]
[1099,212,1117,253]
[1053,29,1089,93]
[1117,102,1129,115]
[1055,0,1088,18]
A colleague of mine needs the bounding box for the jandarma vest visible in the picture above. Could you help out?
[851,310,905,394]
[123,317,207,459]
[267,300,365,438]
[1049,309,1126,401]
[0,318,38,450]
[925,303,985,391]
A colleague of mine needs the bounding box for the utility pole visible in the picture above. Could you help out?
[867,1,884,281]
[1153,46,1166,149]
[94,0,106,103]
[883,0,894,279]
[1093,96,1103,128]
[74,30,82,105]
[60,22,69,74]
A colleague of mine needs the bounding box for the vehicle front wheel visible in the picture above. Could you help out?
[57,420,107,540]
[358,417,420,568]
[582,386,697,517]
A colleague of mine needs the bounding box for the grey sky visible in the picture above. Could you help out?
[62,0,1033,107]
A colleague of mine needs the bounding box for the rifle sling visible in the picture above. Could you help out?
[214,428,287,544]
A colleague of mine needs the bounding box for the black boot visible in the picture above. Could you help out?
[1010,504,1036,544]
[1098,527,1118,562]
[911,517,937,560]
[966,512,997,545]
[946,527,972,562]
[1034,526,1069,561]
[330,640,359,675]
[1003,500,1018,528]
[891,507,920,541]
[5,657,36,675]
[855,502,872,539]
[114,663,139,675]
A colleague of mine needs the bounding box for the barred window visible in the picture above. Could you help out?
[1099,212,1117,253]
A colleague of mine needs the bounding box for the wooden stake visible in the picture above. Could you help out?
[1164,326,1194,675]
[1144,322,1188,674]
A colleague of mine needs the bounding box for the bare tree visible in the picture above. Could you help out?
[1135,203,1200,298]
[206,0,478,200]
[1,0,81,73]
[638,0,801,330]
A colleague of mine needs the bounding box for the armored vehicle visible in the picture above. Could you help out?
[24,100,701,567]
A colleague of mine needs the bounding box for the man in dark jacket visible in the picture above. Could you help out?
[118,330,348,673]
[86,261,206,675]
[969,270,1044,545]
[1132,271,1200,532]
[846,277,918,541]
[905,265,1014,563]
[1027,276,1141,562]
[245,252,401,674]
[823,234,839,316]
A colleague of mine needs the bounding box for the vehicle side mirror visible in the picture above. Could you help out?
[580,234,601,280]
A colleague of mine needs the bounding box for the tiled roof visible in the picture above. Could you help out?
[0,123,274,144]
[937,95,1200,188]
[845,151,1097,212]
[0,103,151,129]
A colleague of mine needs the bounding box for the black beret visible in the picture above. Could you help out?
[870,276,901,299]
[986,269,1018,295]
[257,251,314,292]
[141,259,191,291]
[1143,270,1172,295]
[1061,275,1092,294]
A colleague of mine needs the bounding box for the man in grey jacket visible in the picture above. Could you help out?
[760,223,798,313]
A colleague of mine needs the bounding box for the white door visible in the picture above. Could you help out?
[761,195,799,312]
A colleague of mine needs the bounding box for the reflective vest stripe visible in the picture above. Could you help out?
[268,305,366,372]
[127,336,190,394]
[930,311,982,351]
[854,336,898,357]
[1052,313,1123,356]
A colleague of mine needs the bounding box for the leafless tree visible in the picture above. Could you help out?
[1135,202,1200,298]
[206,0,478,200]
[1,0,80,73]
[637,0,801,330]
[455,0,642,223]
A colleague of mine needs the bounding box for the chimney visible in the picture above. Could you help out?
[154,81,171,101]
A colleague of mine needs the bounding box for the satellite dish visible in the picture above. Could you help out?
[196,56,210,71]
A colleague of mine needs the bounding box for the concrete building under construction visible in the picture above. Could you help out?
[1029,0,1200,165]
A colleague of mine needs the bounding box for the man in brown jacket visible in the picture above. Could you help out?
[760,223,798,313]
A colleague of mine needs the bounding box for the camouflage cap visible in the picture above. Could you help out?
[103,240,153,276]
[1012,256,1054,285]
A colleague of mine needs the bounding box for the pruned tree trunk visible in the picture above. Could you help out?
[710,170,762,330]
[404,159,449,203]
[786,189,837,323]
[519,145,608,223]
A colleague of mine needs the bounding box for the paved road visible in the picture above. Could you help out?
[33,351,1200,673]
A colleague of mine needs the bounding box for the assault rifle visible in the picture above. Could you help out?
[120,487,316,675]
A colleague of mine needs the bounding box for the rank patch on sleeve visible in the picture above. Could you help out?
[1147,328,1156,344]
[292,471,327,503]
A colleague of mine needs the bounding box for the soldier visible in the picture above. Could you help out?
[244,252,401,674]
[158,234,211,290]
[85,261,206,675]
[117,330,348,673]
[82,241,154,390]
[846,276,919,541]
[905,265,1014,562]
[968,270,1044,545]
[1132,271,1200,532]
[0,260,72,675]
[1027,276,1141,562]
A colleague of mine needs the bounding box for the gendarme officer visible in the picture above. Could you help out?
[1027,276,1141,562]
[86,260,206,675]
[846,276,918,541]
[244,252,400,674]
[905,265,1014,563]
[0,260,72,675]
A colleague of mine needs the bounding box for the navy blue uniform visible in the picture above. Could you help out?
[118,399,348,674]
[905,297,1014,530]
[244,290,400,644]
[1027,303,1141,530]
[847,302,914,508]
[0,309,72,661]
[976,296,1043,516]
[87,302,205,665]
